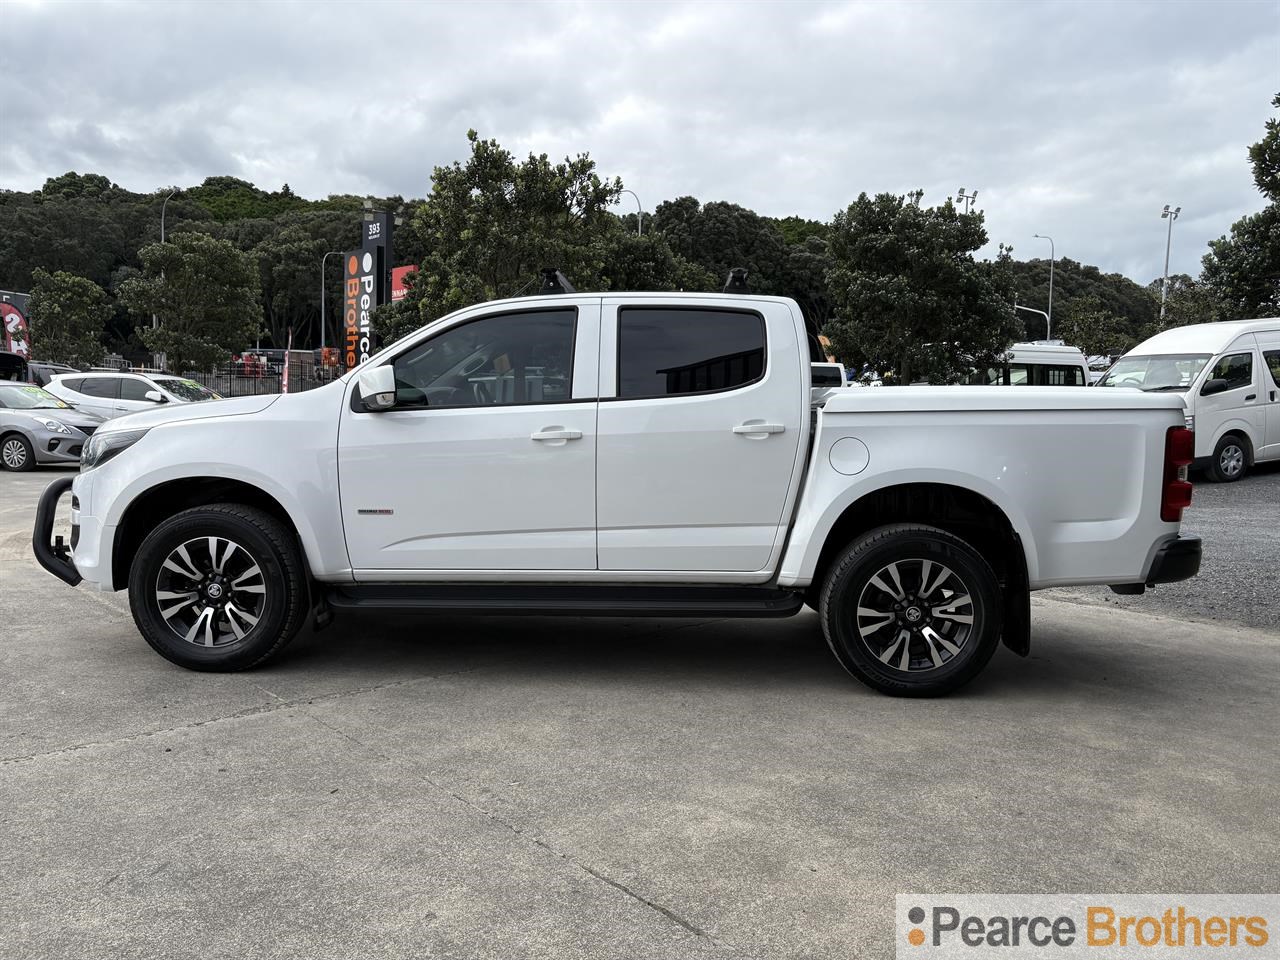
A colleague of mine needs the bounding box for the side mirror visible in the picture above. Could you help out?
[357,364,398,411]
[144,390,168,403]
[1200,378,1229,396]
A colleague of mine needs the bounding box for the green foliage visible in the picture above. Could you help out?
[1249,92,1280,203]
[1146,275,1222,334]
[1006,257,1156,346]
[1054,296,1134,359]
[1202,94,1280,320]
[184,176,312,222]
[117,233,263,372]
[25,268,112,367]
[823,192,1019,383]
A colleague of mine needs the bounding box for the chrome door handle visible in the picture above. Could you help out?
[531,428,582,441]
[732,422,785,435]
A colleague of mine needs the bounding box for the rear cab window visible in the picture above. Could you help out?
[616,307,766,399]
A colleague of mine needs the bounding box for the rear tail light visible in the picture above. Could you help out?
[1161,426,1194,522]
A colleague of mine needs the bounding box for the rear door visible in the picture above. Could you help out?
[595,298,806,574]
[66,376,120,418]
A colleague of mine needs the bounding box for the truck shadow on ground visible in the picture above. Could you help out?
[260,607,1206,703]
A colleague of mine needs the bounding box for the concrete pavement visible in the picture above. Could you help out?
[2,467,1277,959]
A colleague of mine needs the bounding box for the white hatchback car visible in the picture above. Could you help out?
[46,372,222,420]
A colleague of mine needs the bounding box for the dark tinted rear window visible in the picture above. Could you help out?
[618,308,765,399]
[78,377,119,399]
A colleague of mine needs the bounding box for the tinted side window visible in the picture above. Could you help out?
[59,377,84,392]
[393,309,575,408]
[118,378,154,401]
[1264,350,1280,388]
[618,308,765,399]
[78,377,120,399]
[1204,352,1253,392]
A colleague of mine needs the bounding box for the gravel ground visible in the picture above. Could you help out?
[1045,460,1280,631]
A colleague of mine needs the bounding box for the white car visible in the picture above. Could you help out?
[45,371,222,420]
[1097,318,1280,482]
[35,291,1201,696]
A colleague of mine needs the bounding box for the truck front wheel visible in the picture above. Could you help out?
[819,524,1002,697]
[128,504,308,671]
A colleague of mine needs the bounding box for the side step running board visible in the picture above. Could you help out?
[323,583,804,618]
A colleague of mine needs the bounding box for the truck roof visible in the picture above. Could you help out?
[1127,318,1280,356]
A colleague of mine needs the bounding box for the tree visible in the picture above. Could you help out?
[25,268,111,367]
[1055,296,1134,360]
[117,232,263,372]
[1201,93,1280,319]
[1143,274,1220,335]
[823,191,1020,383]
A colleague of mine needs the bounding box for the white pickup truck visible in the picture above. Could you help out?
[34,291,1201,696]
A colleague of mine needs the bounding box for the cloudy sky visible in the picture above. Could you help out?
[2,0,1276,283]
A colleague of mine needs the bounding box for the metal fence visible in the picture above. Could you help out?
[184,362,339,398]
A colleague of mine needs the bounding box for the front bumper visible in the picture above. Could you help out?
[1109,534,1202,595]
[32,475,82,586]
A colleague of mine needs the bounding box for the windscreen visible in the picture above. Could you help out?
[1095,354,1211,391]
[156,378,222,402]
[0,384,71,409]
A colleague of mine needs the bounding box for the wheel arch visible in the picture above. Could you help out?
[111,476,317,591]
[804,480,1032,656]
[1212,426,1256,467]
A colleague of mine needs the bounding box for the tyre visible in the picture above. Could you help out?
[1,433,35,471]
[819,524,1002,697]
[128,504,307,671]
[1206,434,1247,483]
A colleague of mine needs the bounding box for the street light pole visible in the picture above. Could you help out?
[1033,233,1055,340]
[152,189,177,370]
[1160,205,1181,323]
[1014,304,1051,342]
[320,250,343,352]
[618,189,643,235]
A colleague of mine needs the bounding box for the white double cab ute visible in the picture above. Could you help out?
[1097,318,1280,482]
[45,370,222,420]
[35,290,1202,696]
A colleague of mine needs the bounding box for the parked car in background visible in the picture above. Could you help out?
[45,371,223,420]
[0,382,104,470]
[968,343,1090,386]
[27,361,80,387]
[1,349,28,382]
[1097,318,1280,482]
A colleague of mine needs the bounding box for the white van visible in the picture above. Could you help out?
[1096,319,1280,482]
[968,342,1090,386]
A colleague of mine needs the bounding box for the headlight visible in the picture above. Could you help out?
[81,429,149,471]
[1184,415,1195,432]
[38,418,73,435]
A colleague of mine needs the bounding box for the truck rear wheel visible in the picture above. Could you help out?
[819,524,1002,697]
[128,504,307,671]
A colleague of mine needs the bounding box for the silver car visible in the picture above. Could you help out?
[0,383,105,471]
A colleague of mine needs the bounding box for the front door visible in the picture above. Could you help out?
[1259,334,1280,461]
[595,299,805,573]
[1197,346,1263,460]
[338,302,599,573]
[115,376,161,415]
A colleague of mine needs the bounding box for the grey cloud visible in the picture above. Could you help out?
[1,0,1275,284]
